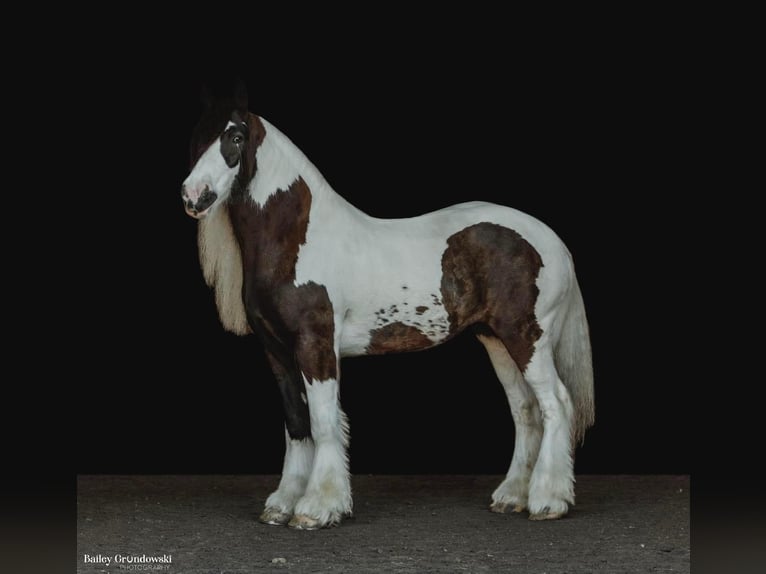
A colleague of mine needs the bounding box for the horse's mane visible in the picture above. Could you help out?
[198,205,250,335]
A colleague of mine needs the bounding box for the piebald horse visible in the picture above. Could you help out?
[182,85,594,529]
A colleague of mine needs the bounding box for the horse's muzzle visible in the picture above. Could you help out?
[182,187,218,219]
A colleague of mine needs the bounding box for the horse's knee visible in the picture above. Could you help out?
[517,400,541,427]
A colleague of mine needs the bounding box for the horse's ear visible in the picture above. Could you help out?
[200,84,214,109]
[234,79,248,113]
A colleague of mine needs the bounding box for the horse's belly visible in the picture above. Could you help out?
[338,299,451,358]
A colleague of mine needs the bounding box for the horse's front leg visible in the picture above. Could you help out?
[288,332,351,530]
[260,351,315,526]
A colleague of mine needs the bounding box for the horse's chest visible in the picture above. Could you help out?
[245,278,338,382]
[246,280,334,344]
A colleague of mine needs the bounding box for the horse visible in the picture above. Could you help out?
[181,84,594,529]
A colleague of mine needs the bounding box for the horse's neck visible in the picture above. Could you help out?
[248,117,336,209]
[244,115,366,246]
[233,116,360,281]
[198,117,359,334]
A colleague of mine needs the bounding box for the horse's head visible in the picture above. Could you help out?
[182,82,264,219]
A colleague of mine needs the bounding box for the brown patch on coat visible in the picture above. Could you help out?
[415,306,428,315]
[228,176,337,382]
[229,177,312,283]
[440,222,543,371]
[366,322,434,355]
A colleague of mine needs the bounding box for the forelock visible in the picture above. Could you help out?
[190,98,237,166]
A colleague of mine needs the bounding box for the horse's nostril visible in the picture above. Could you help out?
[181,183,216,217]
[196,188,218,212]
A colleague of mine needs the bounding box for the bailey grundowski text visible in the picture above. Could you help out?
[83,554,173,566]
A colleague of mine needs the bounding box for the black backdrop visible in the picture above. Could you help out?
[64,42,688,477]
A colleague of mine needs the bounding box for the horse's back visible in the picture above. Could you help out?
[340,200,576,302]
[424,201,567,249]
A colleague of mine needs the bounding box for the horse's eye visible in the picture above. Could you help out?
[233,134,244,145]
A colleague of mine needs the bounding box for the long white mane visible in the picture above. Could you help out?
[198,206,250,335]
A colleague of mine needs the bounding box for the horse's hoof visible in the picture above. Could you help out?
[259,508,292,526]
[490,501,526,514]
[529,510,565,521]
[288,514,323,530]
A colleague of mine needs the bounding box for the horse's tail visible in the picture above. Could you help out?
[554,277,595,444]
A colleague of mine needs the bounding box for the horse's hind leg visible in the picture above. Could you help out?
[477,333,543,513]
[522,338,576,520]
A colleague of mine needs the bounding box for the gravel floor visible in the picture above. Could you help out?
[77,474,689,573]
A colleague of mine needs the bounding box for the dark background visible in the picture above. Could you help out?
[55,33,688,477]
